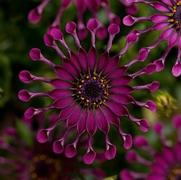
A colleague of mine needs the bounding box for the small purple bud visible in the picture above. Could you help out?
[28,9,41,24]
[29,48,41,61]
[83,149,96,165]
[49,27,63,40]
[144,64,156,74]
[24,107,37,120]
[96,26,107,40]
[19,70,33,84]
[53,140,64,154]
[146,100,157,112]
[137,48,150,61]
[172,62,181,77]
[43,33,54,47]
[66,21,77,34]
[123,15,135,26]
[87,18,100,32]
[154,59,164,72]
[36,129,49,143]
[104,144,116,160]
[65,144,77,158]
[108,23,120,35]
[126,30,139,43]
[123,134,132,150]
[148,81,160,92]
[139,120,149,132]
[18,89,31,102]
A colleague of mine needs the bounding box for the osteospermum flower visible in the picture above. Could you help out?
[123,0,181,77]
[0,125,105,179]
[120,114,181,180]
[18,18,159,164]
[0,127,77,180]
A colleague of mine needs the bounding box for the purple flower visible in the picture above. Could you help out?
[19,18,158,164]
[123,0,181,77]
[120,114,181,180]
[0,126,105,179]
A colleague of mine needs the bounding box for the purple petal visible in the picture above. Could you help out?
[51,79,71,89]
[105,101,126,116]
[66,105,81,126]
[55,66,74,81]
[112,76,131,86]
[77,111,87,134]
[104,144,116,160]
[36,129,49,143]
[168,31,178,47]
[53,97,73,109]
[103,57,119,74]
[53,140,64,154]
[111,86,133,95]
[154,22,169,30]
[78,49,88,70]
[138,120,149,132]
[29,48,41,61]
[108,67,126,79]
[95,109,109,133]
[59,104,75,120]
[83,149,96,165]
[110,94,132,105]
[87,112,97,135]
[87,47,96,70]
[18,89,31,102]
[152,2,170,12]
[63,62,78,76]
[49,89,71,100]
[151,15,168,24]
[161,0,172,6]
[48,27,63,40]
[97,52,109,71]
[172,62,181,77]
[65,144,77,158]
[70,53,81,71]
[19,70,33,84]
[101,106,119,125]
[123,15,135,26]
[28,9,41,24]
[123,134,132,149]
[146,100,157,112]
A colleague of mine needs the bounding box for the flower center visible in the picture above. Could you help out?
[84,81,103,99]
[169,1,181,30]
[168,166,181,180]
[72,71,110,110]
[30,154,61,180]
